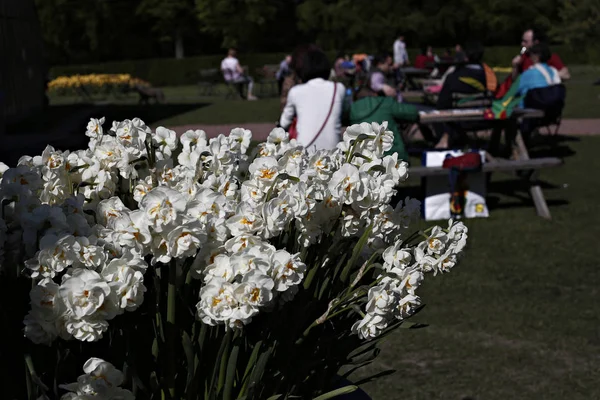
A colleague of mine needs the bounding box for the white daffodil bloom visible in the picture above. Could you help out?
[152,126,178,160]
[248,156,280,190]
[383,241,412,272]
[167,226,205,258]
[226,203,264,237]
[365,283,398,316]
[351,314,388,340]
[59,269,111,319]
[64,315,110,342]
[180,129,208,152]
[270,250,306,292]
[197,278,238,325]
[139,187,187,232]
[421,226,449,255]
[101,264,146,311]
[85,117,105,139]
[29,278,62,321]
[229,127,252,153]
[328,163,367,204]
[204,254,234,283]
[229,246,272,277]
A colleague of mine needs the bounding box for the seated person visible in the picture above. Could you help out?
[513,28,570,81]
[414,46,436,69]
[515,43,561,105]
[368,54,400,100]
[220,48,258,100]
[349,85,419,162]
[434,41,497,148]
[436,41,494,109]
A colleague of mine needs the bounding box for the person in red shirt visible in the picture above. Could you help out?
[512,28,570,81]
[496,28,570,98]
[414,46,436,69]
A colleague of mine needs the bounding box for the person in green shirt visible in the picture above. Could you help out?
[348,54,422,161]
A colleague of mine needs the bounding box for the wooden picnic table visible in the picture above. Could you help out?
[399,67,431,90]
[415,107,561,219]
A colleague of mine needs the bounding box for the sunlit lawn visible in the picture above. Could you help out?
[350,136,600,399]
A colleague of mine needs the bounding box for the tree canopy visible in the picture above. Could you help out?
[34,0,584,65]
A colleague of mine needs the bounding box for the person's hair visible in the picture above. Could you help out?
[529,43,551,63]
[298,49,331,83]
[372,54,389,68]
[528,27,548,43]
[464,41,484,64]
[290,44,320,74]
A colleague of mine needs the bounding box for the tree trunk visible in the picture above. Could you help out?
[175,29,184,59]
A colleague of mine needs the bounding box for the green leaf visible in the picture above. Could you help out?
[340,224,373,283]
[216,330,234,396]
[313,385,358,400]
[241,340,262,385]
[223,338,241,400]
[182,331,195,392]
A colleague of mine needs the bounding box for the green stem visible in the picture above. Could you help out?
[165,260,177,398]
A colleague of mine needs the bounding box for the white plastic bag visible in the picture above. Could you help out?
[423,150,489,221]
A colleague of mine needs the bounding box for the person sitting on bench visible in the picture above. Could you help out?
[221,48,258,100]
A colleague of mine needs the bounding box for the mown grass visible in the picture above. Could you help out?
[350,136,600,399]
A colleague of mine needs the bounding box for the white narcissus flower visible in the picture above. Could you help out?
[180,129,208,152]
[196,278,238,325]
[383,241,412,273]
[29,278,62,321]
[101,265,146,311]
[59,357,133,400]
[328,163,366,204]
[270,250,306,292]
[229,127,252,153]
[226,203,264,237]
[153,126,178,160]
[65,317,110,342]
[167,226,205,258]
[139,187,187,232]
[234,270,275,317]
[267,127,288,145]
[248,156,279,189]
[86,117,105,139]
[351,314,388,340]
[59,269,111,319]
[204,254,234,283]
[365,283,398,316]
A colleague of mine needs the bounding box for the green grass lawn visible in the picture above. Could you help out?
[349,136,600,399]
[45,65,600,130]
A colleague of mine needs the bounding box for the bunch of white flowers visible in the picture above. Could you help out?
[352,220,468,339]
[0,117,469,399]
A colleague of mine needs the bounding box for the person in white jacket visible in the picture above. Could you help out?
[279,49,345,150]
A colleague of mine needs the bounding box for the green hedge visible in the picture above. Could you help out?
[50,45,581,87]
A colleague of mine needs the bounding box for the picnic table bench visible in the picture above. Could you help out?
[415,108,562,219]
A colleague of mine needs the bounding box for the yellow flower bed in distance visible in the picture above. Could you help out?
[48,73,150,96]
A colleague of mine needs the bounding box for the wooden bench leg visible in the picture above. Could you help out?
[515,131,552,219]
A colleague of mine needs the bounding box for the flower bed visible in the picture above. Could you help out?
[47,74,150,97]
[0,119,468,399]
